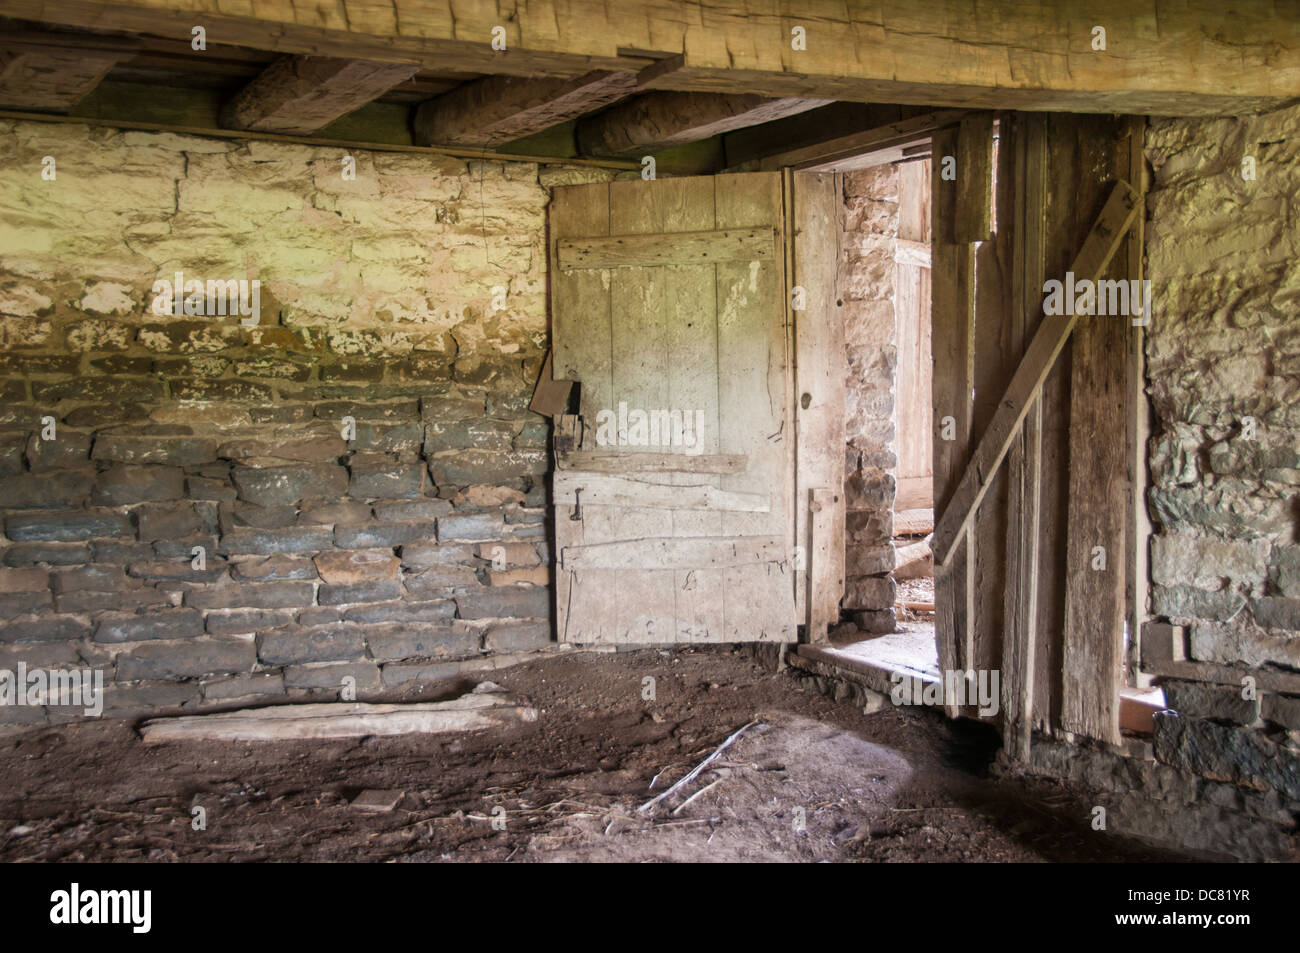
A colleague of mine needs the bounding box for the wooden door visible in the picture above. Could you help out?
[548,173,809,644]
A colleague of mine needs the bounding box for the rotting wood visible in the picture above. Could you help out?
[220,55,420,135]
[931,179,1140,569]
[638,721,759,814]
[557,227,777,269]
[139,692,537,743]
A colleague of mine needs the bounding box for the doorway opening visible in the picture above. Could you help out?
[833,149,937,680]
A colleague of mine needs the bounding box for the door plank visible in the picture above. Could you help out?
[556,450,747,474]
[561,535,787,570]
[554,471,769,511]
[557,227,777,269]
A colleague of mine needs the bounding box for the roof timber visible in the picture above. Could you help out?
[0,0,1294,116]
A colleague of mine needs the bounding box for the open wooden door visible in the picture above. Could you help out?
[547,172,841,644]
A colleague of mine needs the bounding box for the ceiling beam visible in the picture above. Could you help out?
[577,92,830,156]
[0,36,131,111]
[413,70,636,147]
[220,55,420,135]
[739,110,971,172]
[0,1,1295,116]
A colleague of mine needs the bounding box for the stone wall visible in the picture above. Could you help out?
[1143,104,1300,813]
[0,119,616,724]
[840,165,898,632]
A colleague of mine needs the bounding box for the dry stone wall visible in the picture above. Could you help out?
[1143,103,1300,821]
[0,119,616,724]
[840,165,899,632]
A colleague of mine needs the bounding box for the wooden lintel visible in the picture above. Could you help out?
[1,2,1295,116]
[930,180,1141,569]
[413,70,636,147]
[753,110,970,171]
[221,55,420,135]
[577,91,830,156]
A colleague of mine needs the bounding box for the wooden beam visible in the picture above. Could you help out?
[0,46,125,110]
[751,111,969,172]
[954,115,994,243]
[931,180,1140,569]
[3,1,1296,115]
[577,92,830,156]
[221,55,419,135]
[414,70,635,146]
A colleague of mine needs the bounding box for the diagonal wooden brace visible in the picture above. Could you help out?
[931,179,1140,569]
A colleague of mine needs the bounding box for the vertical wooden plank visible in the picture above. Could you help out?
[954,115,994,244]
[969,115,1016,710]
[550,183,611,643]
[714,171,797,642]
[1002,112,1048,760]
[1125,116,1151,685]
[1060,115,1130,744]
[930,125,973,715]
[792,171,845,641]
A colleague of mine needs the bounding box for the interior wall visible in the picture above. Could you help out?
[840,165,899,632]
[0,118,617,723]
[1143,102,1300,792]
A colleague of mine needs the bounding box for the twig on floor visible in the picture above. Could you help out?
[638,721,759,815]
[671,776,723,816]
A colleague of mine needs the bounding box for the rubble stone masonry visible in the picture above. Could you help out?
[0,119,616,724]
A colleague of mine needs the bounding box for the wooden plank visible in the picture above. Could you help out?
[930,125,973,717]
[413,70,636,146]
[554,471,768,512]
[756,111,968,172]
[0,47,124,110]
[577,91,830,155]
[557,227,776,269]
[529,349,574,416]
[1061,138,1134,746]
[792,172,845,641]
[220,55,419,134]
[561,535,785,570]
[968,115,1016,705]
[931,180,1140,569]
[140,695,537,743]
[808,487,839,639]
[954,115,994,243]
[895,238,931,268]
[1126,116,1152,686]
[557,451,745,474]
[714,172,796,642]
[1001,113,1048,761]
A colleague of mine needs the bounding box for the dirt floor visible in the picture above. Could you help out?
[0,647,1192,862]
